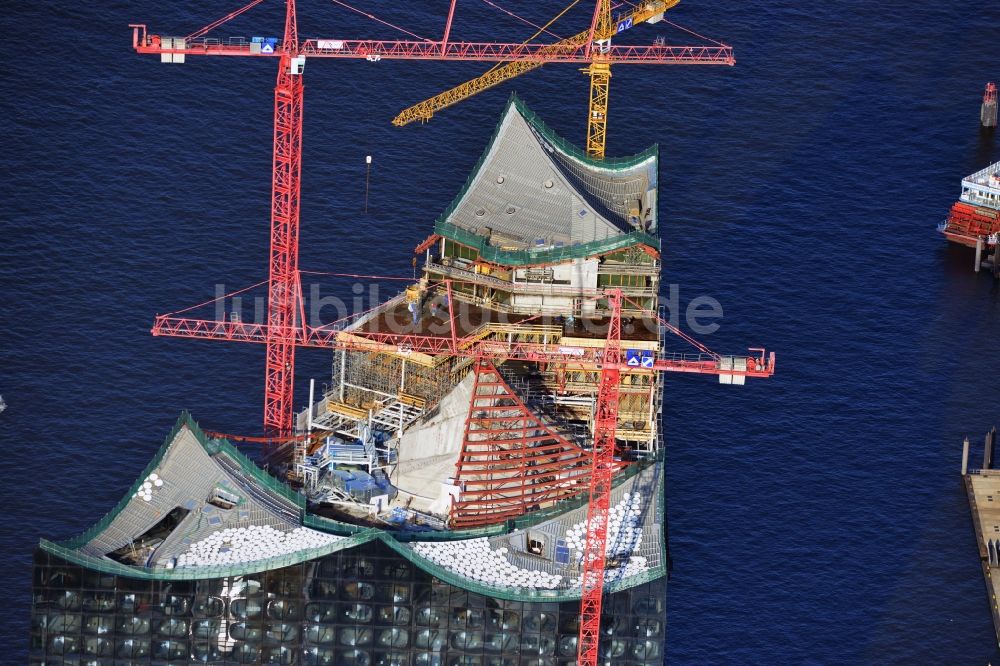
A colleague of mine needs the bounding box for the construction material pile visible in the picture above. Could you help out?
[411,538,565,590]
[175,525,341,568]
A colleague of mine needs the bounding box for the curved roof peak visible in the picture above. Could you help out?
[438,95,659,253]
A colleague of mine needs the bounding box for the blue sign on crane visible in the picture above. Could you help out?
[626,349,656,368]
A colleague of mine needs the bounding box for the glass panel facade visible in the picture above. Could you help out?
[31,539,665,665]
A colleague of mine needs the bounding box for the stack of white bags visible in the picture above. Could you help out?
[133,472,164,503]
[176,525,341,568]
[563,492,650,586]
[412,538,564,590]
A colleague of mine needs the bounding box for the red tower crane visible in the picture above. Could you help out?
[130,0,735,435]
[130,3,765,665]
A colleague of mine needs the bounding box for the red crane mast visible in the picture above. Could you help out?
[578,289,623,663]
[265,0,304,434]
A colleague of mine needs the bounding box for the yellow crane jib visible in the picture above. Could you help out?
[391,0,681,127]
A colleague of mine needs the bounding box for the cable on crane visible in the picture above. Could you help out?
[162,280,269,316]
[299,270,416,281]
[207,430,309,443]
[308,277,449,332]
[480,0,582,76]
[185,0,268,41]
[329,0,433,42]
[621,293,720,359]
[658,18,727,47]
[479,0,563,41]
[617,0,727,47]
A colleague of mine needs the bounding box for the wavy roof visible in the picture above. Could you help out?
[40,413,665,601]
[436,95,659,254]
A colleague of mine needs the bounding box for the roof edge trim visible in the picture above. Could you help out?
[39,530,664,597]
[382,535,666,603]
[511,93,658,172]
[39,530,380,581]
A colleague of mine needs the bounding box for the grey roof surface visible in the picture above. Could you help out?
[75,425,305,565]
[443,96,658,251]
[41,414,666,597]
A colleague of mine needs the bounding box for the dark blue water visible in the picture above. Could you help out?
[3,1,998,662]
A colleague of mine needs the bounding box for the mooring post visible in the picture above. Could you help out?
[963,436,970,475]
[975,237,984,273]
[986,428,996,470]
[984,430,993,470]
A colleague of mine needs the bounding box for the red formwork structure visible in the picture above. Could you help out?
[451,360,594,529]
[129,3,766,664]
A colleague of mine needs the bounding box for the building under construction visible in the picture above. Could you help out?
[296,96,670,523]
[30,3,775,664]
[30,97,690,666]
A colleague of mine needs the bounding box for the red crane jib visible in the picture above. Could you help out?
[150,311,775,378]
[131,32,735,65]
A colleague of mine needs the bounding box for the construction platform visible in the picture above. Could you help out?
[355,296,659,343]
[963,427,1000,645]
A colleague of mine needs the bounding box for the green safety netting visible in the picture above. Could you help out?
[58,413,198,551]
[508,93,658,171]
[40,527,664,599]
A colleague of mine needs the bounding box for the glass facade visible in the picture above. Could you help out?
[30,539,665,666]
